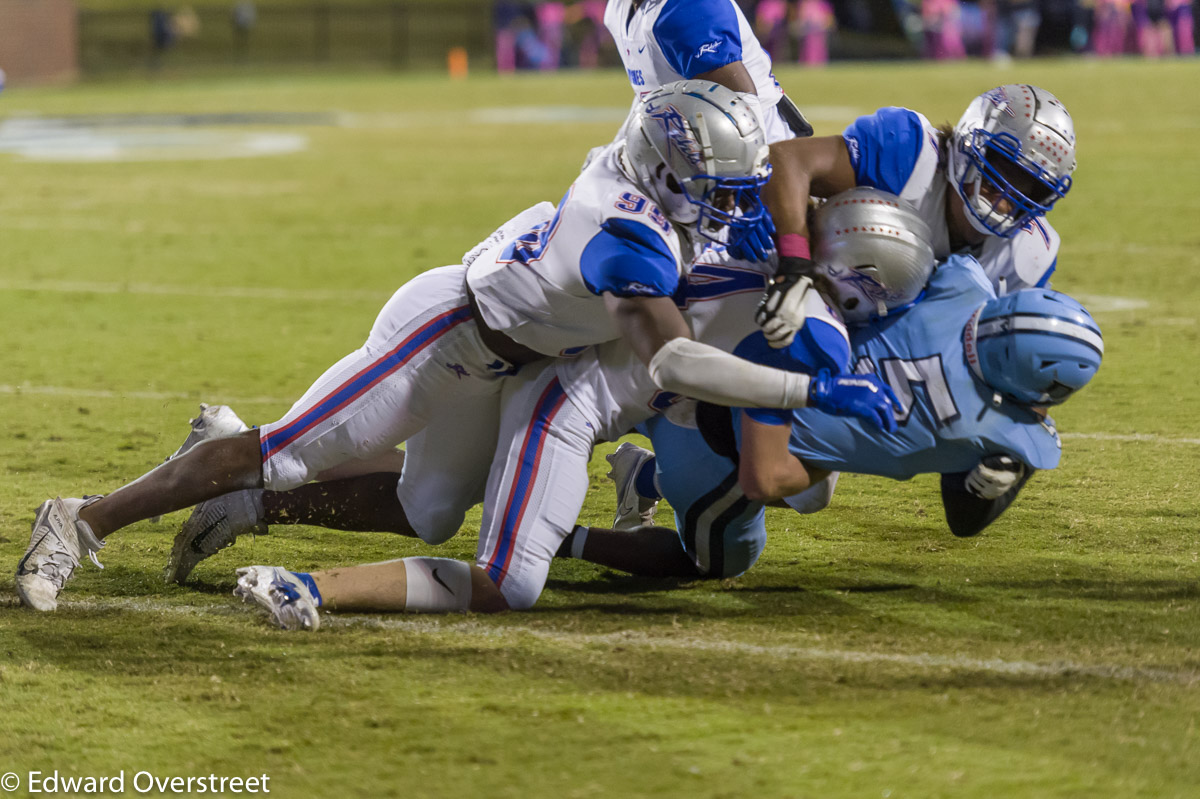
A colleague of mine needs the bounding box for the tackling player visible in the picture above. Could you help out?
[561,195,1102,581]
[750,83,1079,505]
[755,83,1077,348]
[15,81,894,615]
[225,215,887,629]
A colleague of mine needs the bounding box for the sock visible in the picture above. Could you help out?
[556,525,589,559]
[634,457,661,500]
[291,571,323,607]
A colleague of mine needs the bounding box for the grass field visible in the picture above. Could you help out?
[1,59,1199,798]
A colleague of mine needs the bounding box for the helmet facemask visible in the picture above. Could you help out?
[956,129,1072,237]
[629,81,771,247]
[948,85,1077,239]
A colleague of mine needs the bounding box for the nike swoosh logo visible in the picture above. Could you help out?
[431,568,455,595]
[637,45,647,53]
[190,515,227,554]
[17,531,50,575]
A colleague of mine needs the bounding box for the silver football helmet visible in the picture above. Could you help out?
[625,80,771,246]
[947,84,1076,238]
[811,187,935,325]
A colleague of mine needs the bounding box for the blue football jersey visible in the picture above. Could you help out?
[785,254,1063,479]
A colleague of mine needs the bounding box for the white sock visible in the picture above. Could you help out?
[402,557,472,613]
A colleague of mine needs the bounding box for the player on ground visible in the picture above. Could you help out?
[562,218,1102,580]
[15,81,893,614]
[227,216,896,629]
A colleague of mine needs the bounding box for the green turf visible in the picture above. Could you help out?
[2,60,1199,798]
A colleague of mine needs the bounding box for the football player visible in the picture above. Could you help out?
[226,212,885,629]
[755,83,1077,346]
[561,192,1102,581]
[751,83,1079,504]
[605,0,813,143]
[15,81,893,615]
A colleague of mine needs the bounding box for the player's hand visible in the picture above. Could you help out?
[807,370,899,433]
[964,455,1026,499]
[725,208,776,263]
[756,255,816,349]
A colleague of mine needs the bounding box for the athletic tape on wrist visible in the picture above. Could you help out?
[778,234,811,260]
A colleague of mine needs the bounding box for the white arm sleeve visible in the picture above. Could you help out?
[647,337,811,409]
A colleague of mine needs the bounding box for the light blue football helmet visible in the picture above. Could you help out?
[964,289,1102,406]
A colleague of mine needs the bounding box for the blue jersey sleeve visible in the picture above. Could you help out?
[842,107,927,195]
[732,327,839,426]
[797,318,851,373]
[580,218,679,298]
[654,0,743,78]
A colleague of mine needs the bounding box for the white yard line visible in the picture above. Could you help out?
[3,595,1194,686]
[0,384,291,406]
[1061,432,1200,446]
[0,278,386,303]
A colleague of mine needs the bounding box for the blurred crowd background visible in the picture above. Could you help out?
[491,0,1194,69]
[0,0,1193,85]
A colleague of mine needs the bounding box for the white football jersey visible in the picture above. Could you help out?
[841,107,1061,295]
[467,144,689,357]
[557,248,848,441]
[605,0,784,108]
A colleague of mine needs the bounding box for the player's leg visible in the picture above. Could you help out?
[473,369,595,611]
[250,384,502,541]
[22,265,501,604]
[167,386,505,584]
[393,390,503,545]
[234,368,593,624]
[561,415,768,579]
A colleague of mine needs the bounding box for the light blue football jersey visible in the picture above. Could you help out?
[785,254,1063,479]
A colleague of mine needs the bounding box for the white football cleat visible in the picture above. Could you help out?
[234,566,320,631]
[168,403,250,461]
[606,442,659,531]
[165,489,266,584]
[16,497,105,612]
[150,404,250,524]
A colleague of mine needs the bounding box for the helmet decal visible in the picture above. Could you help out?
[628,81,770,247]
[982,86,1017,117]
[645,101,704,170]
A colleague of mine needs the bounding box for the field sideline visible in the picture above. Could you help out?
[1,59,1198,798]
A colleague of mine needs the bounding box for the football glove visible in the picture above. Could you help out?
[756,255,816,349]
[807,370,900,433]
[725,208,776,263]
[965,455,1026,500]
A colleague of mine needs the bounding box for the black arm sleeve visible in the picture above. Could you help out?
[940,469,1035,538]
